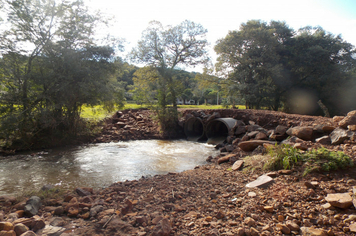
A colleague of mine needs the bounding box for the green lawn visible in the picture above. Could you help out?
[80,104,245,120]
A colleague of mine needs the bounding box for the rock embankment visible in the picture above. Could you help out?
[1,108,356,236]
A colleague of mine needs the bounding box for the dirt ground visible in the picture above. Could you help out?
[1,108,356,236]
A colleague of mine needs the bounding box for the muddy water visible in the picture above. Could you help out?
[0,140,218,195]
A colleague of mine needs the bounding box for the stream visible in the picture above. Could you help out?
[0,140,218,195]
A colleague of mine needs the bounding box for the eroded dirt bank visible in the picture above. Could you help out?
[1,108,356,236]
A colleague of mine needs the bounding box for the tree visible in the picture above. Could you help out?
[215,20,355,115]
[131,20,209,136]
[0,0,123,149]
[215,20,293,110]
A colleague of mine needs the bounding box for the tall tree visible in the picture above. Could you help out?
[215,20,293,110]
[215,20,355,114]
[0,0,122,149]
[131,20,209,135]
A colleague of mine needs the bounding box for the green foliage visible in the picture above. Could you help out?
[264,144,303,170]
[263,145,354,175]
[0,0,124,150]
[303,147,354,175]
[131,20,209,135]
[215,20,355,115]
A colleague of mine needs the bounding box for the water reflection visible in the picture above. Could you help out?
[0,140,218,195]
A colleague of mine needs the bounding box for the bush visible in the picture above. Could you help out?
[263,145,354,175]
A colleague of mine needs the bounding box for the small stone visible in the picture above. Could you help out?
[0,230,16,236]
[24,196,42,217]
[205,216,213,222]
[18,231,36,236]
[250,227,259,236]
[264,206,274,213]
[13,223,28,236]
[276,223,290,234]
[300,227,327,236]
[325,193,353,209]
[232,160,244,171]
[278,215,284,222]
[350,222,356,232]
[248,192,257,197]
[0,222,13,231]
[246,175,274,188]
[321,203,333,210]
[286,221,300,231]
[236,227,245,236]
[244,217,256,227]
[278,169,293,175]
[305,182,315,189]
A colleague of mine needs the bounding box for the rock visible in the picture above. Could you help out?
[217,154,237,164]
[255,132,268,140]
[231,160,244,171]
[105,216,134,234]
[0,196,16,204]
[286,126,314,141]
[276,223,290,234]
[31,217,45,232]
[300,227,327,236]
[0,222,13,231]
[244,217,255,227]
[350,222,356,233]
[90,205,104,217]
[13,223,29,236]
[0,230,16,236]
[75,188,91,197]
[19,231,36,236]
[24,196,41,217]
[315,136,331,145]
[53,206,64,216]
[238,140,276,152]
[38,225,65,236]
[150,218,171,236]
[246,175,274,188]
[264,206,274,213]
[12,218,33,228]
[330,127,350,145]
[325,193,353,209]
[293,142,308,150]
[333,116,344,123]
[250,227,259,236]
[286,221,300,231]
[339,110,356,128]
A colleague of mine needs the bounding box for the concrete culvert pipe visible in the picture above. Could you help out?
[184,117,206,141]
[206,118,237,144]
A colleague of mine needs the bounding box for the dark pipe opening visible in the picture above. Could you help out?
[206,118,237,144]
[184,117,206,141]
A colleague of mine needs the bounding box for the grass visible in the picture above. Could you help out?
[80,104,246,120]
[262,144,354,176]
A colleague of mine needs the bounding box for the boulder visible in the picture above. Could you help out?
[286,126,313,141]
[339,110,356,128]
[24,196,42,217]
[238,140,276,152]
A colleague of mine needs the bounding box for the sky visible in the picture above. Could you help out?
[86,0,356,71]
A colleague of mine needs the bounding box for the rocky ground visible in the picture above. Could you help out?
[1,108,356,236]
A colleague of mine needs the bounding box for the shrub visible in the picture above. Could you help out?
[263,145,354,175]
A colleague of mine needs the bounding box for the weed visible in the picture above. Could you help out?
[303,147,354,176]
[263,144,303,170]
[262,144,354,176]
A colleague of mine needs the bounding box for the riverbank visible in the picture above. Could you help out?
[1,108,356,235]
